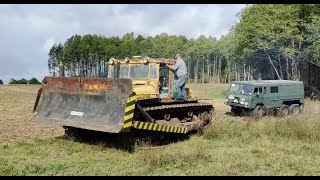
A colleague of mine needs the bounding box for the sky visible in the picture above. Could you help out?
[0,4,246,84]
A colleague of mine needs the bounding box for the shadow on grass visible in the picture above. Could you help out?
[224,109,289,118]
[55,127,190,152]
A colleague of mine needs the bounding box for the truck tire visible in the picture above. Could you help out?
[231,107,245,116]
[289,104,300,115]
[252,105,264,118]
[278,105,289,116]
[231,106,238,116]
[299,104,304,113]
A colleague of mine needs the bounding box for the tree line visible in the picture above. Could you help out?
[8,78,41,85]
[48,4,320,86]
[0,78,40,85]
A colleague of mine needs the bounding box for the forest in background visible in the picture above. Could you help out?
[47,4,320,90]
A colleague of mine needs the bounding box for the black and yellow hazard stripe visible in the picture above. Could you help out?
[122,92,137,132]
[132,121,188,134]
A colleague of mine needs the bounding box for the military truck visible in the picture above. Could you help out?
[224,80,304,118]
[32,56,214,148]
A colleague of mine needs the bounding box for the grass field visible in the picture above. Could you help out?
[188,83,230,99]
[1,84,320,175]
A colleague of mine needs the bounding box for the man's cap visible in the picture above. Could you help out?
[174,54,181,59]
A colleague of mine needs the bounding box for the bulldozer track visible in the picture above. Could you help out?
[142,102,213,112]
[133,101,214,135]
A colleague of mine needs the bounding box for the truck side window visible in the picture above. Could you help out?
[254,87,263,94]
[271,86,278,93]
[264,87,266,94]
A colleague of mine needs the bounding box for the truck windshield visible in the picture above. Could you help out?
[229,83,253,95]
[130,64,149,79]
[108,64,158,80]
[119,65,129,78]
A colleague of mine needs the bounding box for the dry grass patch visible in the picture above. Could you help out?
[1,84,320,175]
[0,85,64,144]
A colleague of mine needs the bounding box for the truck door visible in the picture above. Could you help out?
[269,86,280,107]
[159,64,170,99]
[252,87,263,106]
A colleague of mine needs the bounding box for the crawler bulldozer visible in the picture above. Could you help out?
[32,56,215,147]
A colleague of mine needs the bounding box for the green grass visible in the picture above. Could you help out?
[1,84,320,175]
[188,83,230,99]
[1,122,320,176]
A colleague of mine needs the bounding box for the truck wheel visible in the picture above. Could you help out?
[164,113,170,121]
[231,106,237,116]
[252,105,264,118]
[232,107,243,116]
[289,104,300,115]
[299,104,304,113]
[278,105,289,116]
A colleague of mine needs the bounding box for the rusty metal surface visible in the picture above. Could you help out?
[33,76,133,133]
[33,88,42,113]
[115,58,175,65]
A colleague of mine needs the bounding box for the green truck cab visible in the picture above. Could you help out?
[224,80,304,118]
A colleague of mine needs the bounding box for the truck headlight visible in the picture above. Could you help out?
[244,102,248,106]
[233,99,238,103]
[228,95,235,100]
[240,98,245,104]
[224,99,228,104]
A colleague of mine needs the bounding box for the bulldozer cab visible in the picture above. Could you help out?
[106,57,178,101]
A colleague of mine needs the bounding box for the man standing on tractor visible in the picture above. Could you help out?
[166,54,188,101]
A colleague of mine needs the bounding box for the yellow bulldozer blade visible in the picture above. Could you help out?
[32,77,135,133]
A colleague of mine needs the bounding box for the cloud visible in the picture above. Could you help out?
[42,38,55,53]
[0,4,245,84]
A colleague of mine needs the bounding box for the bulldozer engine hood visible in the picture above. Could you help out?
[32,77,136,133]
